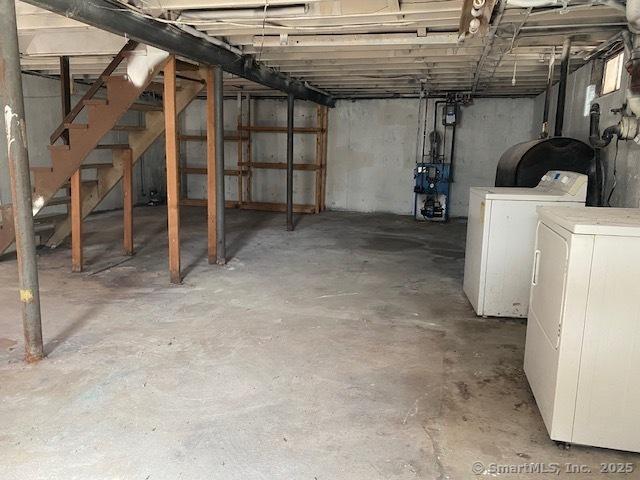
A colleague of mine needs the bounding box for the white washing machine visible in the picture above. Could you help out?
[525,206,640,453]
[463,171,587,318]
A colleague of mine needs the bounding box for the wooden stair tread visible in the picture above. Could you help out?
[83,98,108,106]
[102,74,128,82]
[112,125,145,132]
[145,82,182,94]
[47,196,71,206]
[34,213,68,223]
[129,103,162,112]
[95,144,130,150]
[60,180,99,189]
[176,60,199,71]
[80,163,113,170]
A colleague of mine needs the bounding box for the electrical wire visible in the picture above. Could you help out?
[607,137,619,206]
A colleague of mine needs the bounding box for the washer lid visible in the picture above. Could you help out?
[538,206,640,236]
[469,186,586,202]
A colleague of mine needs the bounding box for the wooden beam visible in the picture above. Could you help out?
[70,170,82,273]
[246,94,253,203]
[164,55,181,284]
[206,66,217,265]
[237,93,244,205]
[321,105,329,211]
[238,162,318,171]
[123,148,134,256]
[239,125,322,134]
[315,105,322,214]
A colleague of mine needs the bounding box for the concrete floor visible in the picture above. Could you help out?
[0,207,638,480]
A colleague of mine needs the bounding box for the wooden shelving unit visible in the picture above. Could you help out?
[179,96,328,214]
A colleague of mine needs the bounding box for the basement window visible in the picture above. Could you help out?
[601,51,624,95]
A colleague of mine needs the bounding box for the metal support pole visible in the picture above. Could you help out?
[0,0,44,362]
[214,66,226,265]
[286,93,294,231]
[555,38,571,137]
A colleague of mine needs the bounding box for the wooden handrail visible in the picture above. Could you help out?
[49,40,139,144]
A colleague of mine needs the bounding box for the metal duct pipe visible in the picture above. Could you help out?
[286,93,295,232]
[21,0,335,107]
[179,5,307,20]
[554,37,571,137]
[0,0,44,363]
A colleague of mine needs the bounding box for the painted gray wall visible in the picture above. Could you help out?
[532,59,640,207]
[0,73,166,211]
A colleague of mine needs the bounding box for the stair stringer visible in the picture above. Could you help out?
[46,70,206,248]
[0,63,168,256]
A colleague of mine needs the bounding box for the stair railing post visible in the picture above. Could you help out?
[0,0,44,362]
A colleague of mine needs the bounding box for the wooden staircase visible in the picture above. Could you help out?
[0,42,205,255]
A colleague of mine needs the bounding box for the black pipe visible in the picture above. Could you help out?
[286,93,295,232]
[59,56,71,144]
[541,53,554,138]
[0,0,44,362]
[22,0,335,108]
[554,38,571,137]
[589,103,619,148]
[450,122,457,182]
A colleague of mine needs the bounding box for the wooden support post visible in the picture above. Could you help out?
[70,170,83,272]
[123,149,134,256]
[237,92,243,205]
[214,66,226,264]
[321,106,329,212]
[206,67,217,264]
[314,105,323,214]
[246,94,253,203]
[164,55,181,284]
[286,93,295,231]
[61,54,83,272]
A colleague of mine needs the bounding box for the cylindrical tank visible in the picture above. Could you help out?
[495,137,599,205]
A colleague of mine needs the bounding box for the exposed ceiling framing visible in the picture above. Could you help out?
[14,0,627,98]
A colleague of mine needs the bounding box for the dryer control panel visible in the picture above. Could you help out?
[536,171,588,197]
